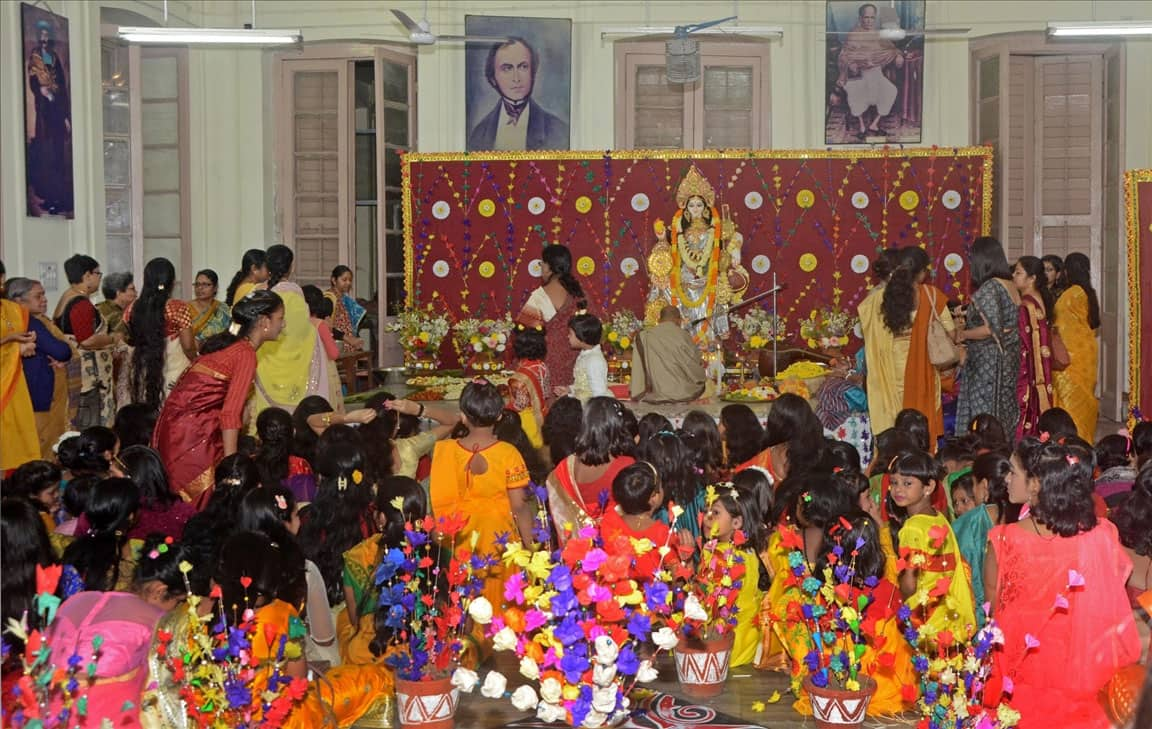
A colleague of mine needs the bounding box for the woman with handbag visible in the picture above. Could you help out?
[1052,253,1101,441]
[1011,256,1056,440]
[956,237,1022,436]
[861,246,955,448]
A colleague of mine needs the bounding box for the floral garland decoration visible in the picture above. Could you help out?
[669,206,723,312]
[383,307,451,363]
[729,309,787,349]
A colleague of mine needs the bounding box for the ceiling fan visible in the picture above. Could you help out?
[601,14,784,41]
[390,5,507,46]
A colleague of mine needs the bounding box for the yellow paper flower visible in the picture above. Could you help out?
[352,469,363,485]
[796,189,815,208]
[576,256,596,276]
[418,331,431,342]
[478,198,496,217]
[574,196,592,214]
[751,701,766,712]
[799,253,818,272]
[390,496,405,510]
[607,331,619,342]
[899,190,920,210]
[478,261,496,278]
[619,336,631,349]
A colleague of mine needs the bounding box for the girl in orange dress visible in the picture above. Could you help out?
[506,324,550,448]
[428,380,536,652]
[987,438,1141,729]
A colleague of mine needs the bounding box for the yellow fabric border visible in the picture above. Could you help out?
[1126,169,1152,417]
[401,146,995,308]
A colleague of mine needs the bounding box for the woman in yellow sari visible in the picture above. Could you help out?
[856,248,901,434]
[1052,253,1100,442]
[1,261,41,471]
[253,245,331,420]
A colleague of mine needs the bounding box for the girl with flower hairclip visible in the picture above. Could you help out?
[986,437,1141,729]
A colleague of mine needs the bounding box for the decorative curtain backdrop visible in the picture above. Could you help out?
[402,148,992,364]
[1126,169,1152,421]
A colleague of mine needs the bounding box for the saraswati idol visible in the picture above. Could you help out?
[646,165,750,345]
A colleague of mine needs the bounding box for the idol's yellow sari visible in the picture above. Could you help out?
[1,300,40,470]
[252,282,330,419]
[1052,285,1099,442]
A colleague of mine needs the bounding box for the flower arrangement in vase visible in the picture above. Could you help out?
[798,307,856,352]
[471,520,682,728]
[385,307,451,371]
[155,561,310,728]
[453,316,515,373]
[603,310,642,357]
[900,605,1019,729]
[729,309,787,350]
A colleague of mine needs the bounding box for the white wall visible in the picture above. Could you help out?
[2,0,1150,298]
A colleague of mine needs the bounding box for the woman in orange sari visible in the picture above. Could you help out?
[1011,256,1055,440]
[1051,253,1100,441]
[1,260,41,472]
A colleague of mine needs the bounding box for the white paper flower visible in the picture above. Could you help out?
[944,253,964,274]
[850,254,870,274]
[582,709,608,728]
[472,342,483,353]
[491,626,518,652]
[744,191,763,210]
[480,670,507,699]
[432,200,451,220]
[467,596,493,625]
[851,191,870,209]
[592,663,617,687]
[620,257,639,278]
[537,701,567,724]
[539,676,563,704]
[751,254,771,275]
[941,189,962,210]
[528,197,546,215]
[631,193,650,212]
[450,667,479,693]
[652,626,679,651]
[432,260,450,278]
[527,258,543,277]
[593,635,619,665]
[636,660,659,683]
[683,593,709,622]
[519,656,540,680]
[510,685,539,711]
[591,685,618,714]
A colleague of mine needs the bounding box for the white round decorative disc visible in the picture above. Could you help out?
[432,201,451,220]
[432,260,450,278]
[851,254,870,274]
[527,259,543,277]
[631,193,650,212]
[851,191,869,209]
[528,197,546,215]
[944,253,964,274]
[751,255,771,275]
[620,257,639,278]
[744,191,764,210]
[941,190,962,210]
[853,321,863,339]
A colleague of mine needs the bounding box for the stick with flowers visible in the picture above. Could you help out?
[155,560,310,728]
[469,519,684,728]
[375,511,497,682]
[3,565,103,729]
[384,307,451,370]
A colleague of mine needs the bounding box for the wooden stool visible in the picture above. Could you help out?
[336,349,374,395]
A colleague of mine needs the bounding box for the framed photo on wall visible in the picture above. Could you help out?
[825,0,925,145]
[21,1,74,218]
[464,15,571,152]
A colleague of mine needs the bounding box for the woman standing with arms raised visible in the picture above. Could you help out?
[152,290,285,507]
[124,257,196,409]
[252,245,331,418]
[955,236,1021,436]
[1052,252,1101,441]
[1012,256,1055,439]
[517,244,587,397]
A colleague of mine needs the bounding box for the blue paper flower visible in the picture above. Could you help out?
[554,615,584,647]
[626,612,651,640]
[617,644,640,675]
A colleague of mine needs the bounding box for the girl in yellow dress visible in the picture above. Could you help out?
[888,450,976,641]
[699,483,765,667]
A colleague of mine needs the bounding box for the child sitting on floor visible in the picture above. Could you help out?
[600,461,673,581]
[700,483,765,667]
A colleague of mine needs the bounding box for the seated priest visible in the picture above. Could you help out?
[630,305,707,404]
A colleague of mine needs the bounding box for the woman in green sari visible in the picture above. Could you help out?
[188,269,231,345]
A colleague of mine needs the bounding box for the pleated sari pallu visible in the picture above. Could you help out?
[153,363,232,507]
[1052,285,1099,441]
[1015,293,1053,440]
[253,282,329,416]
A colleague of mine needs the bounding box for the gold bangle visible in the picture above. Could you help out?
[323,413,332,427]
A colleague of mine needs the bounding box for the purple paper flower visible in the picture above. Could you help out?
[554,615,584,647]
[616,644,640,675]
[547,565,573,592]
[560,642,589,683]
[626,612,651,640]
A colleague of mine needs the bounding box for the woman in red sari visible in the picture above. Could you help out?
[1012,256,1055,440]
[507,324,550,447]
[152,291,285,507]
[516,245,586,398]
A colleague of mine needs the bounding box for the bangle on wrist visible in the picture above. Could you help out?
[417,403,425,418]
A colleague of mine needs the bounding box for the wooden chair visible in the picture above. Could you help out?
[336,349,374,395]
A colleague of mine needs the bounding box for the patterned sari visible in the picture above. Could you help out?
[189,299,231,343]
[56,295,115,428]
[518,288,578,394]
[1052,285,1099,441]
[1016,293,1053,440]
[325,288,366,344]
[956,278,1021,435]
[507,359,549,448]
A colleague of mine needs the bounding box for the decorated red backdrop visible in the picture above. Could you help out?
[402,148,992,363]
[1126,169,1152,419]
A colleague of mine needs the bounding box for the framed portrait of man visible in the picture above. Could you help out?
[465,15,571,152]
[825,0,925,145]
[21,2,74,218]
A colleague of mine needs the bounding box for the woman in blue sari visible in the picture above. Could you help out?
[325,265,366,351]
